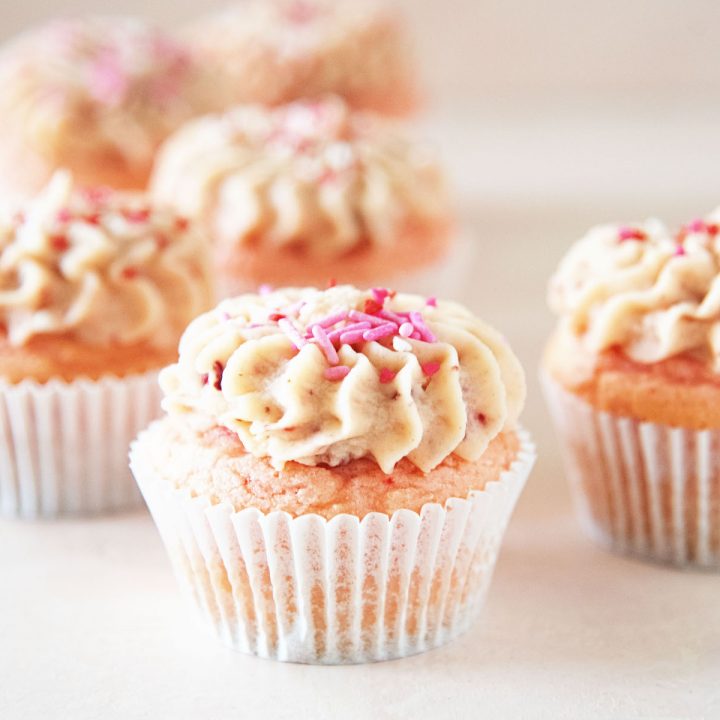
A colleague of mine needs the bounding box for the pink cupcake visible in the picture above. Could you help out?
[150,96,453,296]
[131,285,535,663]
[0,16,215,202]
[183,0,419,116]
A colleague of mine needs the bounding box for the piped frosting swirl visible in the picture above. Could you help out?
[160,285,525,473]
[549,213,720,368]
[0,171,212,348]
[150,96,448,259]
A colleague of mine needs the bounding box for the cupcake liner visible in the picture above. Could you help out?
[130,429,535,664]
[0,371,162,519]
[541,372,720,569]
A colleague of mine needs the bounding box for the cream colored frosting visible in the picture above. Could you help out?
[160,285,525,473]
[0,17,212,171]
[183,0,415,111]
[549,215,720,367]
[151,96,447,258]
[0,171,211,348]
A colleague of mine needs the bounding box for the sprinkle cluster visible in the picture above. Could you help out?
[618,217,720,256]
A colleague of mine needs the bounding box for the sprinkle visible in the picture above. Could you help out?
[259,284,273,296]
[399,322,414,338]
[327,278,337,288]
[83,213,101,226]
[421,361,441,377]
[379,368,396,384]
[278,318,306,349]
[315,310,348,328]
[155,233,170,250]
[378,308,407,325]
[122,208,150,223]
[268,313,286,322]
[50,234,69,251]
[348,309,387,327]
[284,300,305,316]
[707,223,719,236]
[324,365,350,381]
[363,323,396,342]
[339,329,367,344]
[83,186,110,204]
[687,219,706,234]
[327,321,370,343]
[364,298,383,315]
[371,288,390,305]
[212,360,224,391]
[617,226,646,242]
[477,412,487,425]
[426,297,437,307]
[674,245,686,257]
[174,216,190,232]
[312,324,339,364]
[56,208,72,223]
[200,373,209,385]
[409,311,437,343]
[121,266,138,280]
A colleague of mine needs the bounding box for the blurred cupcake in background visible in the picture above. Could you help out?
[542,214,720,569]
[0,16,215,203]
[151,96,453,297]
[131,284,535,663]
[183,0,419,117]
[0,171,212,518]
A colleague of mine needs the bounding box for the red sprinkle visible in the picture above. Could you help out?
[212,360,224,391]
[324,365,350,381]
[364,298,383,315]
[121,266,138,279]
[477,412,487,425]
[327,278,337,288]
[379,368,397,384]
[174,216,190,232]
[123,208,150,223]
[83,213,101,225]
[421,361,441,377]
[618,226,646,242]
[200,373,209,385]
[674,245,686,257]
[50,234,69,251]
[155,233,170,250]
[269,313,287,321]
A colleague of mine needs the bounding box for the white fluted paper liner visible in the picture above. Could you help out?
[541,372,720,569]
[130,429,535,664]
[0,371,162,519]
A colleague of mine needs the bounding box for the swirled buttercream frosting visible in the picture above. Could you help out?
[150,96,448,258]
[549,214,720,368]
[0,171,211,347]
[0,16,211,173]
[160,285,525,473]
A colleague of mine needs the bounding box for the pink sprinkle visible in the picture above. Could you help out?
[259,284,273,296]
[56,208,72,223]
[378,308,407,325]
[421,361,441,377]
[363,323,396,342]
[399,322,414,338]
[327,322,370,343]
[278,318,306,349]
[324,365,350,381]
[674,245,686,257]
[618,226,646,242]
[348,310,387,327]
[379,368,396,384]
[687,219,706,234]
[371,288,390,306]
[312,325,339,365]
[339,329,367,344]
[409,312,437,343]
[314,310,348,329]
[411,331,423,340]
[284,300,305,316]
[426,297,437,307]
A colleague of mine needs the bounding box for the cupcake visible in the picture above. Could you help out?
[0,16,214,203]
[542,215,720,568]
[150,96,453,296]
[130,285,535,663]
[183,0,418,116]
[0,171,212,518]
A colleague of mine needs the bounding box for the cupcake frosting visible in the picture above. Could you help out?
[160,285,525,473]
[0,171,211,348]
[549,216,720,368]
[150,97,447,258]
[0,17,209,170]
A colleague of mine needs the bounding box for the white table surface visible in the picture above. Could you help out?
[2,109,719,719]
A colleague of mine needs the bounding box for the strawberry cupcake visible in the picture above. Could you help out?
[0,171,212,518]
[183,0,418,116]
[130,285,535,663]
[150,96,452,297]
[543,214,720,568]
[0,16,214,203]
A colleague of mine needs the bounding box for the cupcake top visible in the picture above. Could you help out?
[549,214,720,369]
[183,0,416,113]
[0,16,209,176]
[0,171,211,348]
[160,285,525,473]
[151,96,448,259]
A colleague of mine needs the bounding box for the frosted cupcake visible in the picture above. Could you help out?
[130,285,535,663]
[183,0,418,116]
[151,96,452,296]
[0,16,214,203]
[543,214,720,568]
[0,171,212,518]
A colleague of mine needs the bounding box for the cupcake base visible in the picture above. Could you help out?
[131,429,535,664]
[542,372,720,570]
[0,371,162,519]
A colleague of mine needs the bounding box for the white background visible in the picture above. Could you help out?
[1,2,719,719]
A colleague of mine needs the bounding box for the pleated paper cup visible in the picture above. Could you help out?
[542,372,720,569]
[0,371,162,519]
[130,428,535,664]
